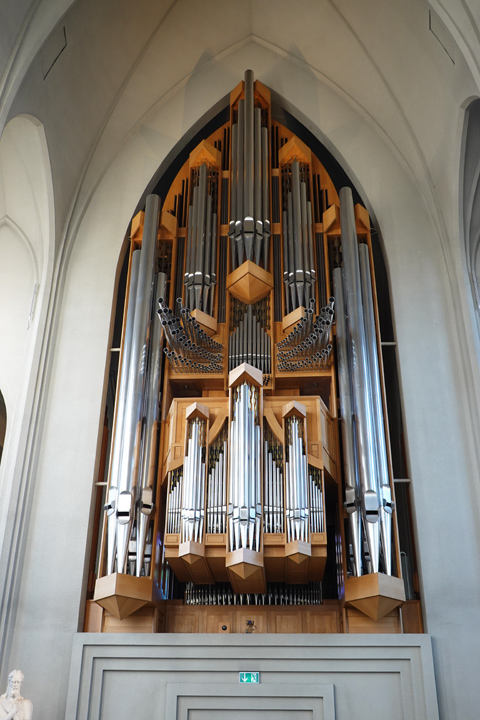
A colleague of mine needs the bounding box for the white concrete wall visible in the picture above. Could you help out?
[66,635,439,720]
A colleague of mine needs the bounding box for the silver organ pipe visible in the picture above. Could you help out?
[282,160,316,310]
[158,298,223,374]
[263,426,284,534]
[114,193,160,574]
[358,243,393,574]
[230,122,238,271]
[276,299,334,372]
[206,426,228,534]
[229,70,270,271]
[309,467,324,534]
[181,417,207,543]
[333,266,362,577]
[184,581,322,606]
[339,186,383,575]
[136,271,167,576]
[167,468,183,534]
[228,382,261,552]
[285,415,309,543]
[228,297,271,374]
[184,162,218,314]
[106,248,140,575]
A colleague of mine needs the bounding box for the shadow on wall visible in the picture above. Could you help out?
[462,98,480,316]
[0,392,5,463]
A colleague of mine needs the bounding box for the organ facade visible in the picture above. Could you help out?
[87,71,416,635]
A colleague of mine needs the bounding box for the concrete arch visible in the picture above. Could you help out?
[0,215,39,281]
[0,111,55,682]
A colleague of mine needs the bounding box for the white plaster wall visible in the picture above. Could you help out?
[0,114,55,691]
[0,223,35,407]
[0,115,48,510]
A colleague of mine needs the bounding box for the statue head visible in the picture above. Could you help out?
[7,670,24,699]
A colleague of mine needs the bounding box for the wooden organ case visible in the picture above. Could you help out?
[86,71,422,636]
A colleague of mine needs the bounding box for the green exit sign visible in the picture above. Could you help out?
[239,672,260,684]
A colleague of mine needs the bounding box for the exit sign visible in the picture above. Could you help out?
[239,672,260,684]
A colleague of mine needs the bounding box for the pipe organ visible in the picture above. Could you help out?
[90,70,412,634]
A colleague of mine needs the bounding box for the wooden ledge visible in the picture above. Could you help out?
[191,308,218,337]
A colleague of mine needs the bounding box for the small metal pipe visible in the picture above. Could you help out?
[300,181,311,304]
[287,192,296,310]
[292,161,305,307]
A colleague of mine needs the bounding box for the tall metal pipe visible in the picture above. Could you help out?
[282,209,290,314]
[292,161,305,307]
[106,249,140,574]
[194,164,207,309]
[116,193,160,574]
[333,266,362,577]
[236,99,245,265]
[244,70,255,223]
[210,213,218,315]
[307,199,316,302]
[262,125,270,270]
[254,106,263,266]
[203,194,213,312]
[359,243,393,575]
[136,271,167,576]
[339,186,380,573]
[300,180,311,304]
[230,122,238,271]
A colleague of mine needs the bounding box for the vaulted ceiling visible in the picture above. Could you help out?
[1,0,479,265]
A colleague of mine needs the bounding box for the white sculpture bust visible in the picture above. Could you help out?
[0,671,32,720]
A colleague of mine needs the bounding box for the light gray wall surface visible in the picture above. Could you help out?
[66,634,438,720]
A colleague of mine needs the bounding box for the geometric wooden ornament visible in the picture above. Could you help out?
[226,547,263,580]
[278,135,311,165]
[93,573,153,620]
[286,539,311,565]
[345,572,406,621]
[179,540,205,565]
[226,260,273,304]
[228,362,263,390]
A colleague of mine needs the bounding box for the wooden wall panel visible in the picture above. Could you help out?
[302,606,340,633]
[267,608,303,634]
[346,608,401,634]
[163,603,343,634]
[401,600,424,633]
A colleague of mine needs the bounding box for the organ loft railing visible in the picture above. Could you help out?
[87,70,420,635]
